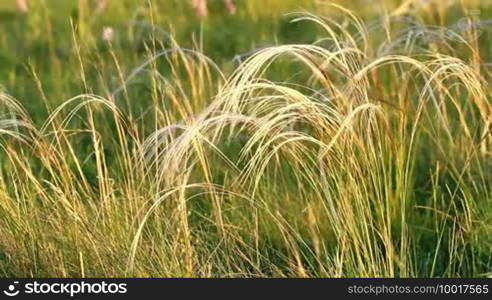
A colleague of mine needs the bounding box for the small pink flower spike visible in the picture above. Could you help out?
[192,0,208,19]
[16,0,29,13]
[225,0,236,15]
[102,26,115,41]
[96,0,107,14]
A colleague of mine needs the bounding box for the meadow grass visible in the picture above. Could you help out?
[0,0,490,277]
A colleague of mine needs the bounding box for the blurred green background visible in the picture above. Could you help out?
[0,0,489,119]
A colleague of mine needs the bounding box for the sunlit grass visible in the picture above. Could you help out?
[0,0,490,277]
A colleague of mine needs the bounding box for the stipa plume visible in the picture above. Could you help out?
[0,5,490,277]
